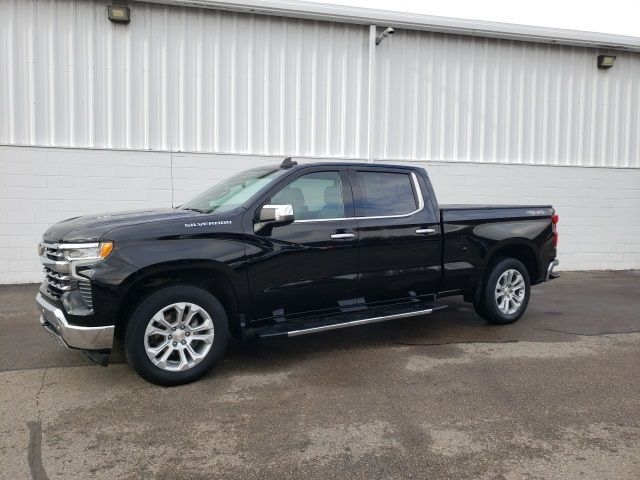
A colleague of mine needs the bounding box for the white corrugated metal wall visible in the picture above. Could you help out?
[374,31,640,167]
[376,31,640,167]
[0,0,370,157]
[2,0,639,166]
[1,0,640,283]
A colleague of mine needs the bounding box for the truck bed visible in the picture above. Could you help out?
[440,204,552,210]
[438,203,556,294]
[440,204,554,222]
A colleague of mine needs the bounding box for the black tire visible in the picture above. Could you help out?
[473,257,531,325]
[125,285,229,386]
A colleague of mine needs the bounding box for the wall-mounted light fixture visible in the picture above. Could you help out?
[108,5,131,24]
[597,55,616,69]
[375,27,395,45]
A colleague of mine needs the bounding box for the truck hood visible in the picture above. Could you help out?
[42,209,200,243]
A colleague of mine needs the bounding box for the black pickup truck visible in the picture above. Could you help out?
[37,159,559,385]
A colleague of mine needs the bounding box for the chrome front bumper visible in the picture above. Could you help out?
[36,293,114,350]
[545,259,560,281]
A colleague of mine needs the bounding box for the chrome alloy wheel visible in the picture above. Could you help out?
[494,269,525,315]
[143,302,215,372]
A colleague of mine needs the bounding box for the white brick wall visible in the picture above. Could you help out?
[1,145,639,283]
[423,161,640,271]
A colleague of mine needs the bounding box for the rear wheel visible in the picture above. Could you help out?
[473,257,531,325]
[125,285,229,386]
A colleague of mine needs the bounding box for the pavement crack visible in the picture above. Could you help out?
[34,368,48,423]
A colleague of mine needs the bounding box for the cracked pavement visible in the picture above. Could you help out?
[1,271,639,479]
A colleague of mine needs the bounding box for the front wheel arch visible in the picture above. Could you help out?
[114,264,240,342]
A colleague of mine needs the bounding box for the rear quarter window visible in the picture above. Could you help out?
[352,171,418,217]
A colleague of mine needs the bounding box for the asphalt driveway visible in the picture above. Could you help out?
[1,271,639,479]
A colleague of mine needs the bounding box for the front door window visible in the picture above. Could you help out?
[269,171,347,221]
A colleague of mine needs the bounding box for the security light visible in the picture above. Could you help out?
[376,27,395,45]
[597,55,616,69]
[108,5,131,24]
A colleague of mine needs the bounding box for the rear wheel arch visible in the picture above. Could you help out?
[486,241,540,284]
[468,241,540,304]
[114,262,241,341]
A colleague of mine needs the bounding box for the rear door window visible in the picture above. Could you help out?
[352,171,418,217]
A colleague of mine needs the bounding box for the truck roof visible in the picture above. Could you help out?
[279,159,422,172]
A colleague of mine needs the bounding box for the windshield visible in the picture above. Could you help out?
[180,166,287,214]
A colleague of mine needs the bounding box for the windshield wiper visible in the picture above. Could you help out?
[181,207,207,213]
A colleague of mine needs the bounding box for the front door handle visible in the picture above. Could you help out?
[330,233,355,240]
[415,228,436,235]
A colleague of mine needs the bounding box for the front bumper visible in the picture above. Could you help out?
[545,259,560,281]
[36,293,114,351]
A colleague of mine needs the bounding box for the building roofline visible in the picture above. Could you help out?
[148,0,640,52]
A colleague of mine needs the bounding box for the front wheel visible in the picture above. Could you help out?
[473,257,531,325]
[125,285,229,386]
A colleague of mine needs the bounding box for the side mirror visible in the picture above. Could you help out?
[257,204,295,230]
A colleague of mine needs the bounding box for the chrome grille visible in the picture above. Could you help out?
[43,265,72,299]
[43,245,64,261]
[39,243,93,310]
[41,243,72,299]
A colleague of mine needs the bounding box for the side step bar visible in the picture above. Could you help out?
[285,307,437,337]
[256,301,447,339]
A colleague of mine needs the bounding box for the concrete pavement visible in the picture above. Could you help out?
[1,271,639,479]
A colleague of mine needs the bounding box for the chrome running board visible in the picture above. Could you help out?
[286,307,436,337]
[256,301,447,338]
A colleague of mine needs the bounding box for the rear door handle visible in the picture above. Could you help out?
[330,233,355,240]
[415,228,436,235]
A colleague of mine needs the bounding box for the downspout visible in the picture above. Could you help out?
[366,24,376,163]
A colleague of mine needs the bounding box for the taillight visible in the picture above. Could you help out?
[552,213,559,247]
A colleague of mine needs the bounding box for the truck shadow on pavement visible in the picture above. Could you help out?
[3,271,639,377]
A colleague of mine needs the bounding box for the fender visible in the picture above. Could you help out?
[441,214,550,294]
[113,258,248,332]
[116,258,245,302]
[466,237,542,303]
[114,236,250,303]
[483,237,541,273]
[86,236,251,331]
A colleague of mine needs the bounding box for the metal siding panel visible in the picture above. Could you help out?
[375,31,640,168]
[92,0,109,149]
[0,0,14,143]
[11,0,32,145]
[0,0,638,168]
[72,0,92,148]
[54,0,73,147]
[5,1,369,158]
[128,3,149,150]
[630,56,640,168]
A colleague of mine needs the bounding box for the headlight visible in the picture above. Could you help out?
[61,242,113,262]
